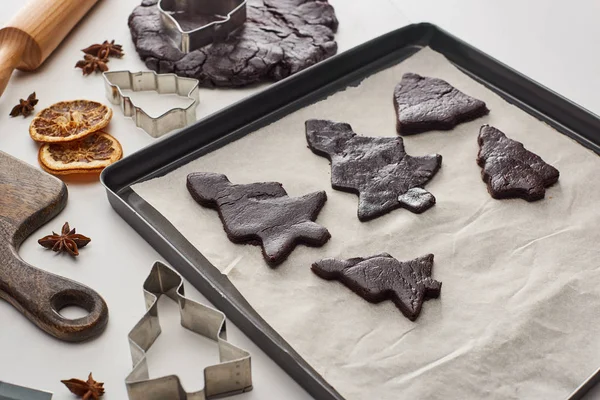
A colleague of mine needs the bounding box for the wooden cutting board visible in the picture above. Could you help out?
[0,151,108,342]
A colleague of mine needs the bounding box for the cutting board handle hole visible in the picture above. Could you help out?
[56,305,89,319]
[50,289,95,320]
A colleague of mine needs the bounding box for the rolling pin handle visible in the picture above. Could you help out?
[0,0,100,98]
[0,28,28,98]
[0,46,23,98]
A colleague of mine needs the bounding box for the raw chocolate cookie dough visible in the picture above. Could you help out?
[394,73,489,134]
[187,172,330,266]
[129,0,339,87]
[477,125,560,201]
[312,253,441,321]
[306,119,442,221]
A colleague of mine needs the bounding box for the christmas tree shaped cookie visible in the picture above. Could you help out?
[306,119,442,221]
[312,253,441,321]
[477,125,559,201]
[394,73,489,134]
[187,172,331,266]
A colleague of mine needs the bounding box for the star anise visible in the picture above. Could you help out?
[82,40,124,59]
[75,54,109,76]
[9,92,38,117]
[38,222,91,257]
[61,373,105,400]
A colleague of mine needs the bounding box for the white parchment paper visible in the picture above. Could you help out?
[132,48,600,399]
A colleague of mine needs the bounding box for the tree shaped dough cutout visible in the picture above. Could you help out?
[393,73,489,135]
[187,172,331,266]
[312,253,441,321]
[305,119,442,221]
[477,125,559,201]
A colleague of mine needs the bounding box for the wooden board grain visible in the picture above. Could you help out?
[0,151,108,342]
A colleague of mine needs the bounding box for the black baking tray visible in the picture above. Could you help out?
[101,23,600,400]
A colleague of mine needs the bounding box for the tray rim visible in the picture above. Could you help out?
[101,22,600,400]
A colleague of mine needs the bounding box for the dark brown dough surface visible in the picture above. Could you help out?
[187,172,330,266]
[477,125,560,201]
[393,73,489,134]
[129,0,339,87]
[312,253,441,321]
[305,119,442,221]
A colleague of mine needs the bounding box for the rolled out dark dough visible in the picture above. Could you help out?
[129,0,339,87]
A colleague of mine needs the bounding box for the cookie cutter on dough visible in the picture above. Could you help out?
[125,262,253,400]
[103,70,200,138]
[158,0,248,53]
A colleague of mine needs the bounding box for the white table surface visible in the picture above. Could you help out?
[1,1,599,399]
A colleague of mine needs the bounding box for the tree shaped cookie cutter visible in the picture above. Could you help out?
[103,70,200,138]
[158,0,248,53]
[126,262,253,400]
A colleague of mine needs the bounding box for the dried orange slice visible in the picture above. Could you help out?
[38,132,123,175]
[30,100,113,143]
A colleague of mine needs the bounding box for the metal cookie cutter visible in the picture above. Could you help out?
[103,70,200,138]
[158,0,248,53]
[126,262,253,400]
[0,381,52,400]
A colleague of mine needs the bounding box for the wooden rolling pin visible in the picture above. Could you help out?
[0,0,99,98]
